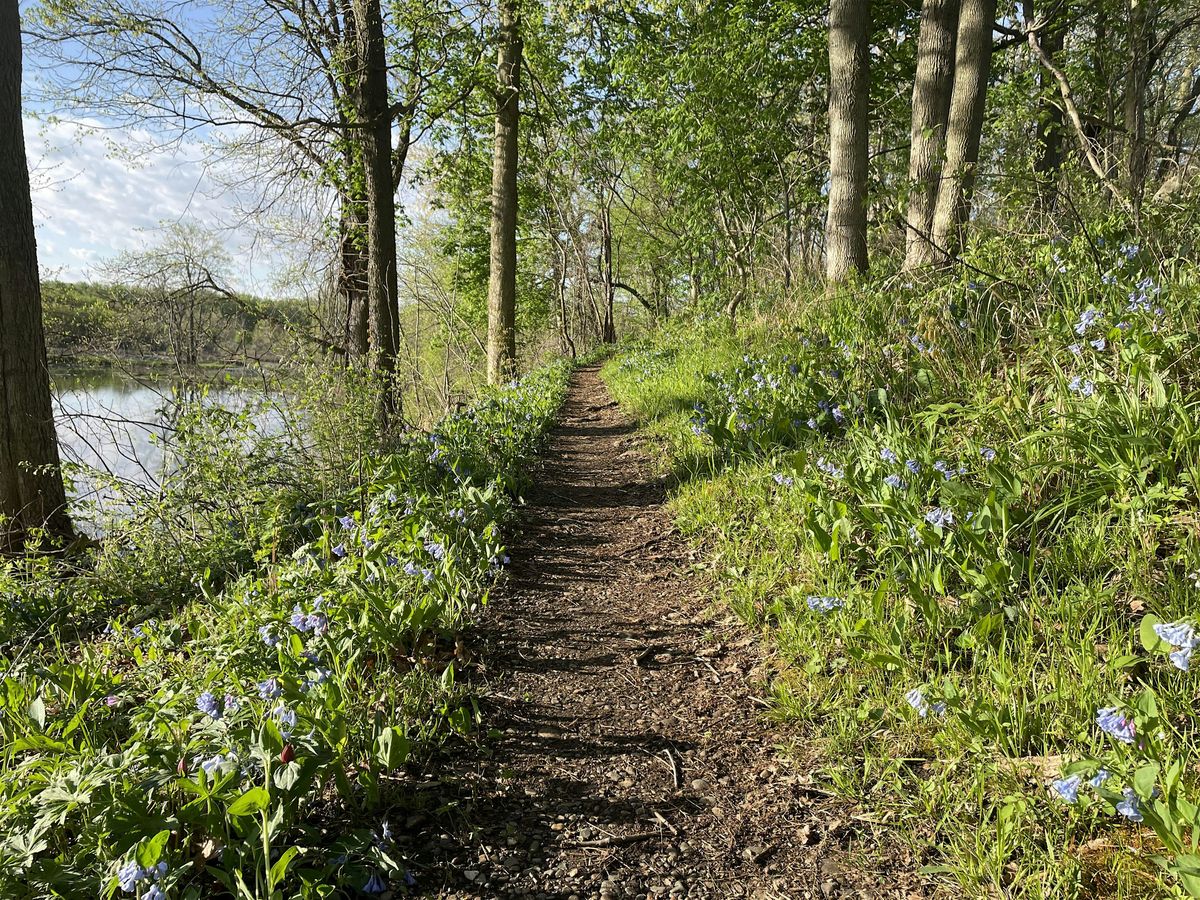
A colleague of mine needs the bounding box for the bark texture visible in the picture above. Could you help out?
[486,0,521,384]
[931,0,996,261]
[353,0,400,411]
[0,0,73,552]
[825,0,870,285]
[904,0,959,270]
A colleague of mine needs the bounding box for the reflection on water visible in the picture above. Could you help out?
[52,369,283,525]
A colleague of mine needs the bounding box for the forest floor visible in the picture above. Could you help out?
[406,367,923,899]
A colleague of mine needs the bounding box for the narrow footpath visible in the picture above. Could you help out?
[407,367,917,899]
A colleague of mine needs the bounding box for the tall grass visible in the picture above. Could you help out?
[605,234,1200,899]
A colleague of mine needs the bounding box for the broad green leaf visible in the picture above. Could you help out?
[226,787,270,816]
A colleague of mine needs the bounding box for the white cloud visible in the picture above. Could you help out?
[25,116,290,292]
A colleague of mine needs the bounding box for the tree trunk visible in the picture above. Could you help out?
[599,195,616,343]
[340,186,370,358]
[825,0,870,285]
[931,0,996,261]
[1122,0,1153,216]
[486,0,521,384]
[0,0,73,553]
[1031,0,1064,213]
[353,0,399,414]
[903,0,959,270]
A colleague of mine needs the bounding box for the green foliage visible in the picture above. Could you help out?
[605,238,1200,898]
[0,361,569,897]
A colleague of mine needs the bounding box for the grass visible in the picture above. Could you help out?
[603,233,1200,899]
[0,362,570,898]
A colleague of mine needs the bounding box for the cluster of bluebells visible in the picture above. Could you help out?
[805,595,844,614]
[118,861,168,897]
[196,691,239,721]
[1152,620,1199,671]
[772,472,794,487]
[924,507,955,529]
[1051,767,1142,822]
[1096,707,1136,744]
[815,456,845,479]
[1068,375,1096,398]
[289,598,329,635]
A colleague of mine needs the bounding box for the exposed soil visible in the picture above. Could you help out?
[404,367,923,899]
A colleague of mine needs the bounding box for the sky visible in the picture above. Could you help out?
[24,114,286,292]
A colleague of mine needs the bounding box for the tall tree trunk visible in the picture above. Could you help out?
[599,195,616,343]
[486,0,521,384]
[340,185,370,358]
[0,0,72,553]
[1123,0,1153,216]
[904,0,959,270]
[353,0,399,414]
[1030,0,1064,213]
[931,0,996,261]
[825,0,870,285]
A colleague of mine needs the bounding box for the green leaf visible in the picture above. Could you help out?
[135,829,171,869]
[1134,763,1160,799]
[27,698,46,730]
[374,726,411,770]
[1140,615,1168,653]
[269,845,301,886]
[226,787,270,816]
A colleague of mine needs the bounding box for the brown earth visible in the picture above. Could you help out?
[403,366,923,899]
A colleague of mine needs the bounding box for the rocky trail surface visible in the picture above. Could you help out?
[404,367,919,899]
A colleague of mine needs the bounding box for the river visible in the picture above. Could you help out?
[52,368,284,527]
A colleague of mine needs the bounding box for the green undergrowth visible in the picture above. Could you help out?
[0,361,570,898]
[604,234,1200,899]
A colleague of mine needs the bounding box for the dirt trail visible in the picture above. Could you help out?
[407,367,914,899]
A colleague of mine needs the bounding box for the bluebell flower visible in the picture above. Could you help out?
[904,688,930,717]
[1152,620,1199,670]
[1090,769,1110,788]
[1096,707,1136,744]
[933,460,955,481]
[1068,376,1096,397]
[338,515,355,530]
[807,417,819,430]
[331,544,347,558]
[805,595,844,614]
[772,473,794,487]
[259,625,281,647]
[257,678,281,699]
[363,872,388,893]
[1051,774,1082,803]
[924,507,954,528]
[223,694,239,714]
[880,447,898,464]
[290,605,307,630]
[144,886,166,900]
[1116,787,1142,822]
[200,754,227,776]
[1091,337,1106,351]
[816,457,845,479]
[1120,242,1139,260]
[1068,342,1083,355]
[831,405,845,423]
[884,474,906,490]
[272,705,297,738]
[1075,308,1103,335]
[1101,271,1117,285]
[424,540,447,561]
[117,861,143,893]
[196,692,222,720]
[980,447,996,463]
[905,459,921,474]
